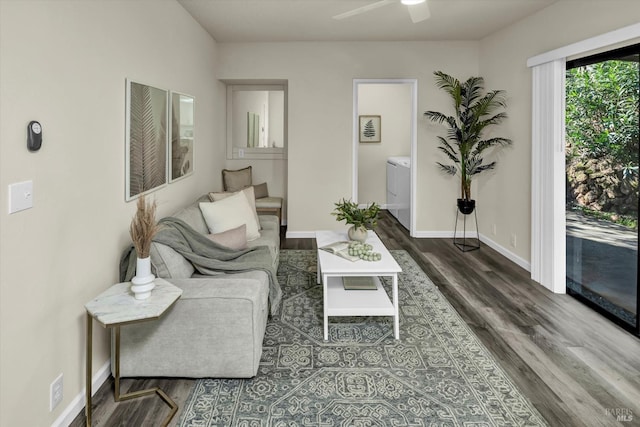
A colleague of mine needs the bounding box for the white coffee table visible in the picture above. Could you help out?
[316,230,402,340]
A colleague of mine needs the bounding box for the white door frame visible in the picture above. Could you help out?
[527,23,640,293]
[352,79,418,236]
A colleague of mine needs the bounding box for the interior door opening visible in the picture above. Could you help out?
[353,79,417,236]
[565,43,640,336]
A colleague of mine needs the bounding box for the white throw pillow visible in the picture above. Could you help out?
[199,192,261,241]
[209,186,261,230]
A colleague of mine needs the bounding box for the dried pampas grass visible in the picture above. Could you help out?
[129,195,160,259]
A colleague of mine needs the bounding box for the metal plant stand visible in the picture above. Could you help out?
[453,207,480,252]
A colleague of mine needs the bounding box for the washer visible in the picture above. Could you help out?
[386,157,410,230]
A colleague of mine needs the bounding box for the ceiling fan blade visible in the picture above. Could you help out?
[332,0,396,20]
[407,0,430,23]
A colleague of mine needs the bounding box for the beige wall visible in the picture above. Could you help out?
[478,0,640,262]
[2,1,637,425]
[217,41,479,234]
[358,83,412,206]
[0,1,221,425]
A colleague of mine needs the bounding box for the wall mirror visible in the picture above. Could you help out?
[226,83,287,159]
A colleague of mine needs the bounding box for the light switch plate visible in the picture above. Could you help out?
[8,180,33,214]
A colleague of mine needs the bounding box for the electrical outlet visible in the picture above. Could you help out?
[510,233,517,248]
[50,373,63,411]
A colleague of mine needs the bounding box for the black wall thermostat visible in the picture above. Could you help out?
[27,121,42,152]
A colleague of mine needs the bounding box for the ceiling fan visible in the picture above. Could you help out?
[332,0,431,24]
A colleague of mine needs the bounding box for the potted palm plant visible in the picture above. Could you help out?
[332,198,380,242]
[424,71,512,214]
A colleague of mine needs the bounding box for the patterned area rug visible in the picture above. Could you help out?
[177,250,547,426]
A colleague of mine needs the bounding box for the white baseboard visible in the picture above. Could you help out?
[478,233,531,272]
[412,230,456,238]
[285,230,530,272]
[412,230,530,271]
[51,359,111,427]
[285,231,316,239]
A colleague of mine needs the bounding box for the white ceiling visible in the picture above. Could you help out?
[177,0,562,42]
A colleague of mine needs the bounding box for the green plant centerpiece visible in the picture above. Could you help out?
[424,71,512,214]
[332,198,380,242]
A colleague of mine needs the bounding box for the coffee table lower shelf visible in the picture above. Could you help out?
[323,275,399,340]
[326,276,395,316]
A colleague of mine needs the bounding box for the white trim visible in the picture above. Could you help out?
[412,230,457,238]
[285,231,317,239]
[409,82,418,237]
[411,231,530,271]
[527,22,640,67]
[352,81,359,201]
[51,360,111,427]
[530,59,567,293]
[352,79,418,238]
[479,234,531,272]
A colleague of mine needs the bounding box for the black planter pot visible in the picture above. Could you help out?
[454,198,480,252]
[457,198,476,215]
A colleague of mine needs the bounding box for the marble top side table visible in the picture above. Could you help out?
[85,278,182,426]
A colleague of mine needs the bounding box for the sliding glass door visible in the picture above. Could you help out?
[565,43,639,336]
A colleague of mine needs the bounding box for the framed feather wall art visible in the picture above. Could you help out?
[169,91,194,182]
[125,79,168,201]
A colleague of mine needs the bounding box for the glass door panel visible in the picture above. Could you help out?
[565,44,639,335]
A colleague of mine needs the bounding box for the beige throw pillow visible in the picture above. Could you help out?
[253,182,269,199]
[207,224,248,250]
[222,166,252,192]
[199,192,261,241]
[209,186,261,230]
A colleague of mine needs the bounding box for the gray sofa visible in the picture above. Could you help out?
[115,195,279,378]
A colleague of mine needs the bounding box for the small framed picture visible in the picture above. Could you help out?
[359,115,381,143]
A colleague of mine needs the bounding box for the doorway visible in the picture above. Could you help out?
[352,79,417,236]
[565,43,639,335]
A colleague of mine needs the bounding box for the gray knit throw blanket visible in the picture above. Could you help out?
[120,216,282,315]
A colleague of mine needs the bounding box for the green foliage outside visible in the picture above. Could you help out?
[571,204,637,229]
[565,59,639,227]
[566,60,639,167]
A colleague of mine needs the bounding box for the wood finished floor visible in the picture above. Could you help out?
[72,211,640,427]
